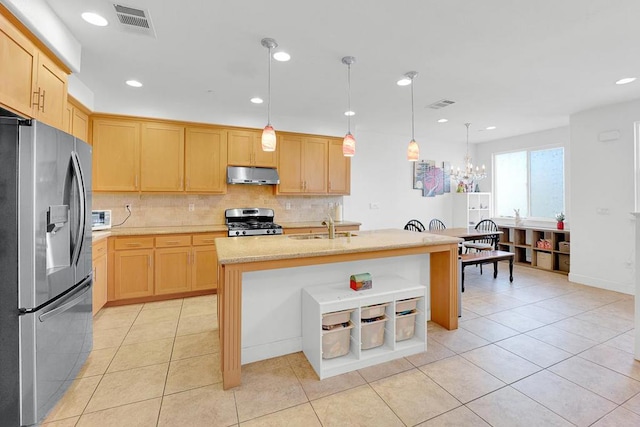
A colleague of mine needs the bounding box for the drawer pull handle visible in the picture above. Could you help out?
[202,239,215,243]
[126,243,141,247]
[166,241,180,244]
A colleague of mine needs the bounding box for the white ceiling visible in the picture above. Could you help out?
[46,0,640,145]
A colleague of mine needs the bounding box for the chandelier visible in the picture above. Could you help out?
[451,123,486,187]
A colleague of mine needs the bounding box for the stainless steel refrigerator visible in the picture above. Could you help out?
[0,112,93,426]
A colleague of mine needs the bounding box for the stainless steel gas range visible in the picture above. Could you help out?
[225,208,283,237]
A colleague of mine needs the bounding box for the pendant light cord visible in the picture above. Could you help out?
[267,46,272,126]
[465,122,471,172]
[347,63,352,133]
[410,77,415,140]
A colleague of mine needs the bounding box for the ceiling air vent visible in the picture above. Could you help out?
[112,4,156,38]
[427,99,455,109]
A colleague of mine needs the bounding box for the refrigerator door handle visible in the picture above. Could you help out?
[38,276,92,323]
[70,151,87,267]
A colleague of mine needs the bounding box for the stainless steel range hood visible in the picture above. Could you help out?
[227,166,280,185]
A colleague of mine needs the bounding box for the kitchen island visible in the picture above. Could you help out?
[216,229,461,389]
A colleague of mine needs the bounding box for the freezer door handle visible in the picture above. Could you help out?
[38,276,92,323]
[70,151,87,267]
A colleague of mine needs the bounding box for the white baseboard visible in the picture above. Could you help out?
[568,273,634,295]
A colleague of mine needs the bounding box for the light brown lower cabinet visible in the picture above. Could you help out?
[155,246,192,295]
[92,239,108,315]
[192,234,218,291]
[114,248,155,300]
[109,232,223,303]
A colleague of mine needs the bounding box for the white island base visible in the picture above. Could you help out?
[216,229,459,389]
[240,255,428,377]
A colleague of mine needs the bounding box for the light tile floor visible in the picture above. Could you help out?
[42,265,640,426]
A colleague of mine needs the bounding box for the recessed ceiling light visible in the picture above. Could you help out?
[251,97,263,104]
[273,51,290,62]
[81,12,108,27]
[344,111,355,116]
[486,126,496,130]
[397,78,412,86]
[615,77,636,85]
[437,119,448,123]
[125,80,143,88]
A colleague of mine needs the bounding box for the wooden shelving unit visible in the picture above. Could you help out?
[497,225,570,274]
[452,192,492,228]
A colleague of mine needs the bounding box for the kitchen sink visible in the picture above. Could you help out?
[287,232,356,240]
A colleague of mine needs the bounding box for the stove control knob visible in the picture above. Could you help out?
[235,231,240,236]
[266,229,271,234]
[242,231,246,235]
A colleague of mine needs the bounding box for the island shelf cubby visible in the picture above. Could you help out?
[497,225,570,274]
[302,275,427,380]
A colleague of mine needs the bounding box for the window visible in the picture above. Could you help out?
[494,147,564,219]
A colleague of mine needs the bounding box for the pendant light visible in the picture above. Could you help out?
[261,38,277,152]
[341,56,356,157]
[404,71,419,161]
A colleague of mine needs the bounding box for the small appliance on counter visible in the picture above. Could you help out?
[92,209,112,230]
[225,207,283,237]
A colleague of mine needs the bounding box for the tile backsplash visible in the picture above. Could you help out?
[93,185,344,228]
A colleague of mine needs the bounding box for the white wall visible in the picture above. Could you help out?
[2,0,81,72]
[67,74,95,110]
[475,126,571,228]
[569,99,640,294]
[344,129,468,231]
[475,99,639,295]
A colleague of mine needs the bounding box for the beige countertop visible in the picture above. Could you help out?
[216,228,461,264]
[95,225,228,237]
[91,221,361,239]
[92,231,111,242]
[279,220,361,229]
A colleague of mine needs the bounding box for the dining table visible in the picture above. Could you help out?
[425,227,503,242]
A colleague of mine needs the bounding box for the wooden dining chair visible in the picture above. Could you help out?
[428,219,446,230]
[404,219,426,232]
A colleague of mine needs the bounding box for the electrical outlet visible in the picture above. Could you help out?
[188,203,195,212]
[125,204,131,211]
[285,202,291,210]
[369,202,380,210]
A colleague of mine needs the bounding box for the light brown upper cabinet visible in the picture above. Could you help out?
[140,122,185,192]
[328,139,351,195]
[185,127,227,193]
[227,129,277,168]
[0,12,37,118]
[34,54,67,129]
[91,116,229,194]
[66,97,90,142]
[92,118,141,192]
[278,135,328,194]
[0,10,68,129]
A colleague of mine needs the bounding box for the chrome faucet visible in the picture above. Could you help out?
[322,214,335,239]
